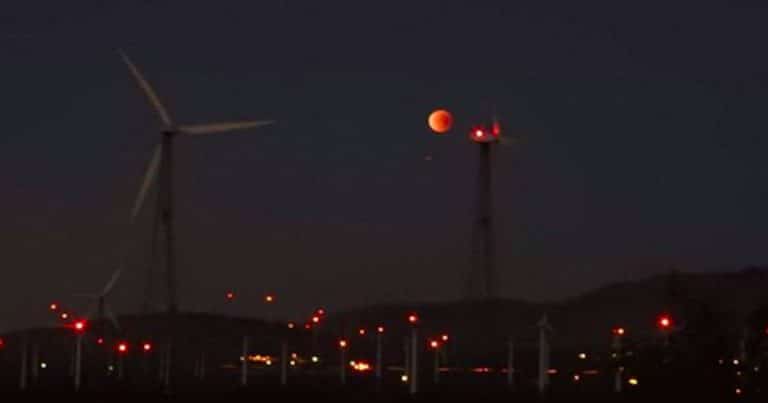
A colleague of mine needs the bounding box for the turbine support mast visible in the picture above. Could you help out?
[468,141,497,299]
[161,130,178,315]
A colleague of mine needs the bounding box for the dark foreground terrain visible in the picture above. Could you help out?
[0,372,761,402]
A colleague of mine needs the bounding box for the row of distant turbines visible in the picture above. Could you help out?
[17,302,688,397]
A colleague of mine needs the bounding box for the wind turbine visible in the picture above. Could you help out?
[74,268,122,332]
[537,314,553,396]
[120,50,274,315]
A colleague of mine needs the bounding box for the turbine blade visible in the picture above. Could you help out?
[131,144,162,223]
[178,120,275,135]
[119,49,174,127]
[104,304,120,331]
[102,268,123,296]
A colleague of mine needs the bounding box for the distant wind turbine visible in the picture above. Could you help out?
[120,50,274,315]
[74,268,122,332]
[537,314,553,396]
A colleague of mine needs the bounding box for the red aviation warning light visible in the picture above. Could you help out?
[358,328,366,336]
[226,291,235,301]
[339,339,348,349]
[117,342,128,354]
[377,326,385,334]
[265,294,274,303]
[408,314,419,325]
[492,119,501,137]
[470,125,497,144]
[49,303,59,311]
[613,327,626,336]
[657,315,672,330]
[429,340,440,349]
[73,320,87,333]
[142,342,152,352]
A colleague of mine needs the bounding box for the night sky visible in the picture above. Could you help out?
[2,1,768,332]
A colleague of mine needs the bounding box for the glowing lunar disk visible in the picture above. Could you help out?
[428,109,453,133]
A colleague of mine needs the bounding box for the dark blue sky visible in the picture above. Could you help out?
[2,1,768,331]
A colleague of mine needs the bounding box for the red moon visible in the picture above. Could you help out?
[428,109,453,133]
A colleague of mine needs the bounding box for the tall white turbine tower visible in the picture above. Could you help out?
[121,50,274,314]
[537,314,552,395]
[120,50,274,393]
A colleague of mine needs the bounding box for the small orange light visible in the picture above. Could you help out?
[287,322,295,329]
[312,316,320,324]
[429,340,439,349]
[143,343,152,352]
[613,327,625,336]
[339,339,348,349]
[49,303,58,311]
[377,326,385,334]
[74,320,86,332]
[408,314,418,324]
[60,312,69,320]
[358,328,366,336]
[441,334,449,342]
[265,295,274,303]
[117,343,128,353]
